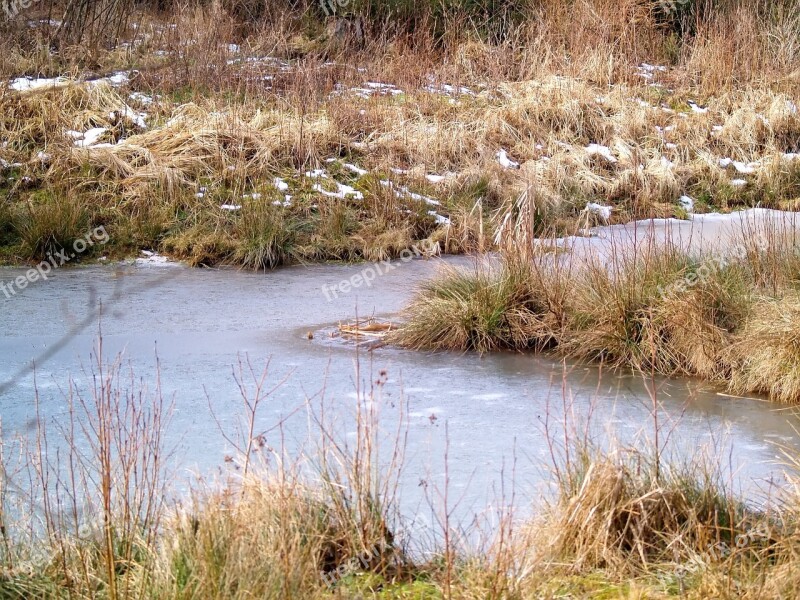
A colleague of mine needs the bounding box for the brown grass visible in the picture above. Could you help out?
[0,1,798,268]
[393,223,800,404]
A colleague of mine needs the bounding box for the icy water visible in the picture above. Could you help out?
[1,255,799,528]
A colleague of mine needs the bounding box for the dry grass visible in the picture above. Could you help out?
[0,1,798,268]
[728,293,800,404]
[393,224,800,404]
[387,259,558,352]
[533,452,755,574]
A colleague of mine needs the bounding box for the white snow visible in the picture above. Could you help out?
[425,174,447,184]
[0,158,23,170]
[719,158,757,174]
[639,63,666,73]
[313,182,364,200]
[428,211,450,225]
[379,180,440,206]
[423,82,475,97]
[335,82,404,98]
[342,163,368,176]
[496,149,520,169]
[111,104,148,129]
[306,168,365,198]
[365,81,398,91]
[585,202,612,222]
[678,195,695,211]
[687,100,708,114]
[73,127,109,148]
[135,250,179,267]
[86,71,131,87]
[8,76,70,92]
[129,91,155,105]
[9,70,135,94]
[273,177,289,191]
[585,143,617,164]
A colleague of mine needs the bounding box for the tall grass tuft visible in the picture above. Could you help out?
[234,202,298,270]
[15,190,90,261]
[389,258,558,353]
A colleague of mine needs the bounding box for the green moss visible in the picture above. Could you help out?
[337,573,442,599]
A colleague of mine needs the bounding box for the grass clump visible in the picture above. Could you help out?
[728,293,800,403]
[519,435,782,600]
[389,260,557,352]
[14,189,91,261]
[234,202,299,270]
[565,250,753,377]
[540,447,757,573]
[163,479,387,599]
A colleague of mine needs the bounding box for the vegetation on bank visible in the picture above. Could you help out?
[0,0,798,268]
[1,345,799,599]
[391,224,800,403]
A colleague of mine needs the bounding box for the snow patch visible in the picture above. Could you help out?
[719,158,757,174]
[136,250,179,267]
[585,144,617,164]
[678,195,694,211]
[72,127,109,148]
[380,180,440,206]
[129,91,155,105]
[496,149,520,169]
[342,163,368,176]
[585,202,612,222]
[687,100,708,114]
[8,76,70,92]
[313,182,363,200]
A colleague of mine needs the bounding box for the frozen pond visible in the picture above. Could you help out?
[1,255,799,529]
